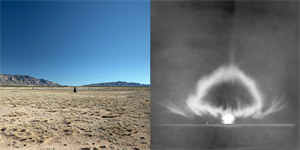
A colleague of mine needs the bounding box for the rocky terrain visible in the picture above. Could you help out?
[0,87,150,150]
[84,81,150,87]
[0,74,61,86]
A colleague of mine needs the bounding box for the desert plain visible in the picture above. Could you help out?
[0,87,150,150]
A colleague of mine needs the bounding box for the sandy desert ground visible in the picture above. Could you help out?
[0,87,150,150]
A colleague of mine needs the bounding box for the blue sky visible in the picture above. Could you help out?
[0,0,150,86]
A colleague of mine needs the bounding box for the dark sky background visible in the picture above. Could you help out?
[0,0,150,86]
[151,1,299,149]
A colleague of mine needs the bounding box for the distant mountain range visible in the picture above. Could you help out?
[0,73,150,87]
[83,81,150,87]
[0,74,61,86]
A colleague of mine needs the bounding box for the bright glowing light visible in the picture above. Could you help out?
[166,64,286,122]
[222,114,235,124]
[186,64,264,118]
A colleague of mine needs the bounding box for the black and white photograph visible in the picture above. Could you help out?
[151,0,299,149]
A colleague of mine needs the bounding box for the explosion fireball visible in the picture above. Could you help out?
[167,64,286,124]
[222,114,235,124]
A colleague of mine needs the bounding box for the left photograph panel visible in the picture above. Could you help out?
[0,1,150,150]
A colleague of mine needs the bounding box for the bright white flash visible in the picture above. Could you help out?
[166,64,286,123]
[222,114,235,124]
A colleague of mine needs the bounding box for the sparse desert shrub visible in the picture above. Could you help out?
[39,137,47,143]
[12,127,19,131]
[101,125,106,130]
[65,118,73,124]
[20,128,27,132]
[48,110,57,112]
[142,102,150,106]
[17,132,24,136]
[32,119,41,122]
[3,112,28,117]
[102,114,119,118]
[1,126,8,131]
[19,137,28,141]
[42,129,48,133]
[64,128,75,135]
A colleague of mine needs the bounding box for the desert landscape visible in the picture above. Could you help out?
[0,87,150,150]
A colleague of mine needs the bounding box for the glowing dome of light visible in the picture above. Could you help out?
[166,64,286,122]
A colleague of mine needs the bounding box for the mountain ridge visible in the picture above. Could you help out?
[83,81,150,87]
[0,74,61,86]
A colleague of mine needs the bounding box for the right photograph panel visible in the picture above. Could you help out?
[151,1,299,149]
